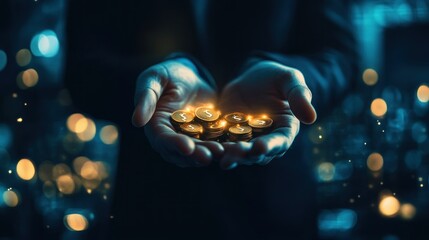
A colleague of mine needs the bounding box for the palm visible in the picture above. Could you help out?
[133,60,223,167]
[217,61,315,169]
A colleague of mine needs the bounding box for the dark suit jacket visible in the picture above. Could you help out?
[65,0,357,239]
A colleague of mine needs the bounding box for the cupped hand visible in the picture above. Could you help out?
[132,59,223,167]
[218,60,317,169]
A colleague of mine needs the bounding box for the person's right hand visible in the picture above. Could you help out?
[132,59,224,167]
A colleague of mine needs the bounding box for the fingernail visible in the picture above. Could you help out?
[226,162,238,170]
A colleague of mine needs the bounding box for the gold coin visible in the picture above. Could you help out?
[224,112,248,124]
[248,117,273,128]
[195,107,220,122]
[171,110,194,123]
[228,125,252,135]
[180,123,203,134]
[206,120,227,132]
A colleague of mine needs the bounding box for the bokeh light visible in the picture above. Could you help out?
[0,49,6,71]
[16,49,32,66]
[379,195,400,217]
[317,162,335,182]
[67,113,88,133]
[362,68,378,86]
[64,213,88,231]
[0,124,13,148]
[76,118,96,142]
[56,175,75,194]
[80,161,99,180]
[411,122,427,143]
[367,152,384,171]
[400,203,416,220]
[417,84,429,103]
[30,30,60,58]
[2,190,19,207]
[100,125,119,144]
[73,156,90,174]
[22,68,39,88]
[16,158,36,180]
[52,163,72,180]
[371,98,388,118]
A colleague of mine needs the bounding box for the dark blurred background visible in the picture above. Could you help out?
[1,0,429,239]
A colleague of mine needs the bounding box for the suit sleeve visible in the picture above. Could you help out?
[250,0,358,113]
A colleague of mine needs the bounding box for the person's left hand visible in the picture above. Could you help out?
[218,60,317,169]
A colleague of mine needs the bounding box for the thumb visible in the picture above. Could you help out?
[132,88,159,127]
[132,67,166,127]
[288,85,317,124]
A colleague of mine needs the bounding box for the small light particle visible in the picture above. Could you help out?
[12,93,18,98]
[8,170,12,174]
[380,181,384,185]
[350,198,355,203]
[109,215,114,219]
[17,118,23,123]
[418,177,423,182]
[393,192,396,196]
[24,103,27,106]
[103,195,107,200]
[377,121,381,125]
[46,225,50,229]
[420,184,424,187]
[348,160,352,163]
[358,194,361,198]
[318,135,323,139]
[382,130,385,133]
[364,142,367,146]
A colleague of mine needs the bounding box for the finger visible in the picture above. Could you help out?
[161,144,212,167]
[250,114,299,154]
[196,141,224,160]
[132,66,167,127]
[190,145,213,166]
[220,142,253,170]
[132,88,158,127]
[288,85,317,124]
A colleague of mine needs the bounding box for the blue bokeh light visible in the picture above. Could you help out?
[0,124,13,149]
[318,209,357,232]
[0,49,7,71]
[30,30,60,58]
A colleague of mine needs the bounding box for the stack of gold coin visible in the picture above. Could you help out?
[228,125,252,142]
[223,112,248,128]
[170,110,195,128]
[248,116,273,136]
[202,120,227,141]
[194,107,221,127]
[179,122,203,139]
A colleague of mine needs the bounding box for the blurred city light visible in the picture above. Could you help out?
[16,158,36,181]
[400,203,416,220]
[367,152,384,172]
[417,84,429,103]
[2,190,19,207]
[16,49,32,67]
[0,49,6,71]
[100,125,119,144]
[64,213,88,231]
[30,30,60,58]
[318,209,357,232]
[379,195,400,217]
[371,98,388,118]
[362,68,379,86]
